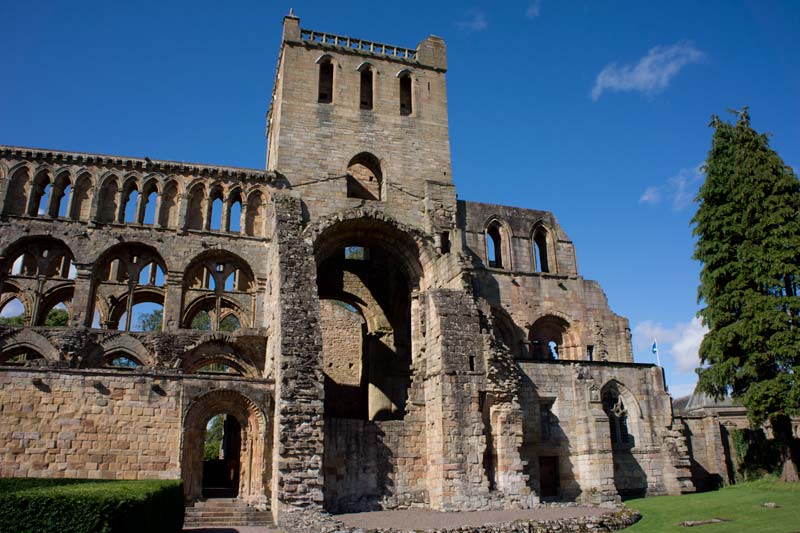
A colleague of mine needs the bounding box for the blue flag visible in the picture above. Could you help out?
[652,340,658,354]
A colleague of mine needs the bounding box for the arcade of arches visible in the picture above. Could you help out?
[0,14,711,530]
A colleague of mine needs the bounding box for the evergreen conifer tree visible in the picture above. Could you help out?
[693,108,800,482]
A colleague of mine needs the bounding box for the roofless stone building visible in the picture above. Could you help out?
[0,13,697,527]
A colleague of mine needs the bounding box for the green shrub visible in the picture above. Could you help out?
[0,478,184,533]
[731,428,782,481]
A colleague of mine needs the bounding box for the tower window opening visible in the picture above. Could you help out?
[399,72,412,116]
[533,229,550,273]
[318,58,333,104]
[441,231,451,254]
[487,223,503,268]
[360,67,373,110]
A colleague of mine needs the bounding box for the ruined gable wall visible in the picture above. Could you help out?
[459,200,633,363]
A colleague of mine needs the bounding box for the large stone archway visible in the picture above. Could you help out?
[181,389,271,507]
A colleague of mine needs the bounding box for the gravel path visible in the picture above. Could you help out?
[335,506,607,529]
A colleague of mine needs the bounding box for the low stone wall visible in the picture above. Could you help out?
[279,506,641,533]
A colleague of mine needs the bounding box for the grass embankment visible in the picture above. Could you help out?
[626,478,800,533]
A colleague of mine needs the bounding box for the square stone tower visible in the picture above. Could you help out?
[266,14,451,210]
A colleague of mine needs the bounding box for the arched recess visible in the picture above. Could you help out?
[528,314,581,361]
[1,237,76,327]
[181,390,270,504]
[4,165,31,216]
[491,307,525,358]
[182,251,255,331]
[244,190,266,237]
[397,69,413,116]
[0,328,59,363]
[179,340,259,378]
[97,174,120,223]
[27,169,53,217]
[317,54,334,104]
[358,63,374,110]
[70,172,94,221]
[485,217,512,269]
[346,152,382,200]
[159,180,180,228]
[92,243,166,331]
[98,334,153,367]
[600,379,648,499]
[49,171,73,218]
[186,183,206,230]
[531,223,557,274]
[314,216,425,421]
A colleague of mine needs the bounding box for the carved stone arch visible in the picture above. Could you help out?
[395,67,414,78]
[37,283,75,326]
[305,208,435,288]
[0,161,7,180]
[140,174,163,194]
[346,152,384,201]
[3,162,33,215]
[600,379,644,420]
[97,171,120,190]
[0,285,31,325]
[182,294,250,330]
[179,340,259,377]
[491,306,525,358]
[315,53,334,64]
[99,333,154,366]
[72,167,95,187]
[484,216,513,270]
[1,235,75,278]
[181,388,270,503]
[356,61,375,72]
[527,311,582,361]
[0,328,60,361]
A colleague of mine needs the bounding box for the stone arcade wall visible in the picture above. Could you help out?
[0,366,272,485]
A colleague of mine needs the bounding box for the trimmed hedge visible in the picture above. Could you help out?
[0,478,184,533]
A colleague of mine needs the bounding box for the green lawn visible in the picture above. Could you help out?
[625,479,800,532]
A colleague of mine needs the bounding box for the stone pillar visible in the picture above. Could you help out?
[177,193,189,231]
[162,272,183,331]
[422,289,490,511]
[267,192,325,521]
[570,371,618,503]
[69,265,94,327]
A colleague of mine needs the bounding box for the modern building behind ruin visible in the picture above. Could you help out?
[0,13,699,524]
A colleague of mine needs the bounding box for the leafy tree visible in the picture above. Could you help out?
[138,309,163,332]
[693,108,800,482]
[191,311,211,331]
[0,314,24,326]
[203,415,225,461]
[44,308,69,327]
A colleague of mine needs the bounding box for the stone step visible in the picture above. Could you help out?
[184,501,273,528]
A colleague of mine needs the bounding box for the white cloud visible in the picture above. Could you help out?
[591,41,703,101]
[456,10,488,32]
[640,163,704,210]
[639,186,661,205]
[669,382,696,399]
[526,0,542,18]
[633,316,707,372]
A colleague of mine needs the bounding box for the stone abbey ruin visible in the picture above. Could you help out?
[1,13,741,527]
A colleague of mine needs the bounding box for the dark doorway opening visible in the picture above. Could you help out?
[539,456,560,499]
[202,414,241,498]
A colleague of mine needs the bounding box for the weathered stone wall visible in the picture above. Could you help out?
[0,366,272,492]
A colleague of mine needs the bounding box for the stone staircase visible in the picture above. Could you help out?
[184,498,274,528]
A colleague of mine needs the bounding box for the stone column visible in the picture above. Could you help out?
[69,266,94,327]
[176,193,189,231]
[267,192,325,521]
[162,271,184,331]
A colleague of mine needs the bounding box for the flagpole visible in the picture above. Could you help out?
[653,337,661,367]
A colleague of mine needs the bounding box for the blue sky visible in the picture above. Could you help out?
[3,1,799,397]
